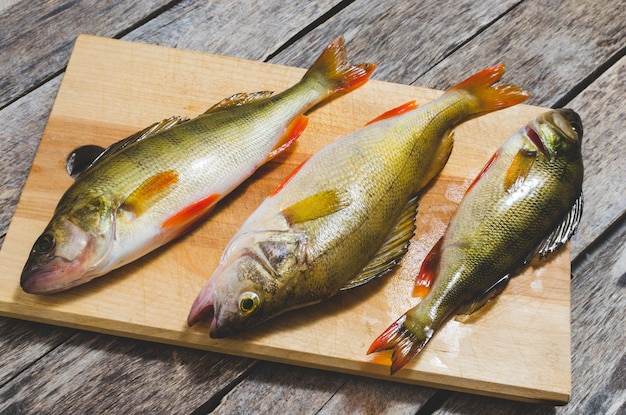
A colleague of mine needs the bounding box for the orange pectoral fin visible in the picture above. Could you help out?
[266,115,309,162]
[413,236,443,298]
[366,101,419,125]
[503,148,537,193]
[161,193,221,230]
[122,170,179,217]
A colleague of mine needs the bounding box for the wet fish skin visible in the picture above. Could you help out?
[20,37,375,294]
[368,109,584,374]
[187,64,530,338]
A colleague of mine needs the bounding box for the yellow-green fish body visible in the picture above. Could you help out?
[21,37,375,294]
[368,109,584,374]
[188,65,530,337]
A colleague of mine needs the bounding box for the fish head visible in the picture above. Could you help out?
[20,197,116,294]
[188,230,308,338]
[526,108,583,161]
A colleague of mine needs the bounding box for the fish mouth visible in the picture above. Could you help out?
[524,124,548,156]
[20,260,87,294]
[553,108,583,142]
[187,286,223,337]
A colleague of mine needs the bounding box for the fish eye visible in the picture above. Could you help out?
[570,121,583,139]
[239,292,260,314]
[33,233,55,254]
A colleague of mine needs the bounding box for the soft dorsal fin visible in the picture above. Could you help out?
[341,195,418,291]
[121,170,179,217]
[66,116,188,179]
[532,193,583,261]
[458,274,510,317]
[204,91,274,114]
[365,101,419,125]
[504,148,537,193]
[413,236,444,298]
[280,189,350,225]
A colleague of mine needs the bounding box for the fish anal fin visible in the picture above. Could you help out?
[458,275,510,318]
[121,170,179,217]
[365,101,419,125]
[162,193,221,231]
[504,148,537,193]
[342,195,418,290]
[280,189,349,225]
[204,91,274,114]
[413,236,443,298]
[533,193,583,260]
[266,115,309,162]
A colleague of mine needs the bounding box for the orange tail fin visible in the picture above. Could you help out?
[368,312,435,374]
[447,64,530,117]
[304,37,376,97]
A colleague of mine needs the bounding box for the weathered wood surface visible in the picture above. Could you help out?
[0,0,624,413]
[0,34,570,403]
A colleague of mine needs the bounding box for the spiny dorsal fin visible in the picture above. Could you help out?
[280,189,350,225]
[533,193,583,261]
[204,91,274,114]
[66,116,188,179]
[341,195,418,290]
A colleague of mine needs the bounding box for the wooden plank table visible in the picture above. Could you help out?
[1,0,624,413]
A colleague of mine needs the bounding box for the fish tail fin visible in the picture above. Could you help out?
[302,37,376,98]
[367,312,435,374]
[447,64,530,118]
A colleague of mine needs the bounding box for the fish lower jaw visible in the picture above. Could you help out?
[21,267,94,294]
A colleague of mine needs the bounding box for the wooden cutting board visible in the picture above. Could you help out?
[0,35,570,404]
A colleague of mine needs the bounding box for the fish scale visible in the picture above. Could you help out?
[187,64,531,338]
[368,108,584,374]
[20,37,375,294]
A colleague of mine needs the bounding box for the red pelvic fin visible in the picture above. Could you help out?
[465,150,499,195]
[270,157,310,197]
[161,193,221,230]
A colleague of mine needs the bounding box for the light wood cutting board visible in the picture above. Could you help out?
[0,35,570,403]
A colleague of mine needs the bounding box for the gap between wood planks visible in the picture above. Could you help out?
[188,361,260,415]
[264,0,357,62]
[552,45,626,110]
